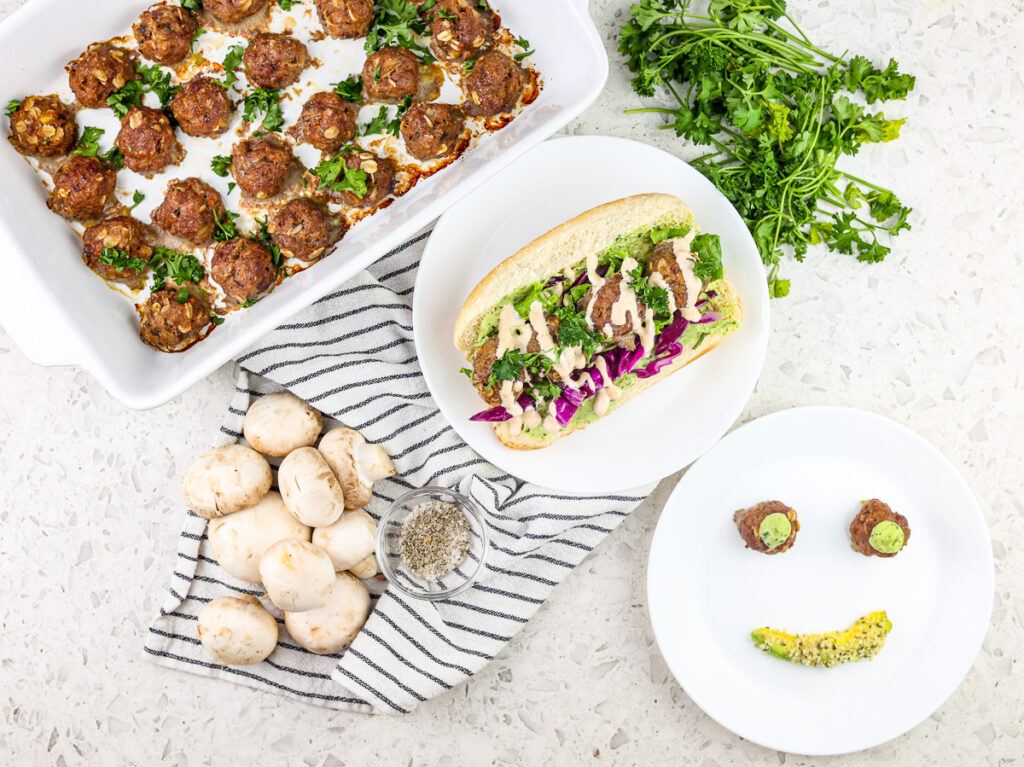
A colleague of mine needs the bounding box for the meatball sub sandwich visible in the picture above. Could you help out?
[454,194,743,450]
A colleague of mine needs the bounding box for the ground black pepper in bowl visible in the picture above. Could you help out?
[400,500,471,580]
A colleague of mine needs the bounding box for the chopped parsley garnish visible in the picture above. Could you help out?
[459,366,473,381]
[360,96,412,137]
[211,154,232,177]
[209,314,225,325]
[99,246,148,273]
[227,181,237,194]
[107,81,144,118]
[242,88,284,132]
[252,215,283,268]
[690,233,724,285]
[310,150,367,198]
[278,0,301,9]
[5,99,21,118]
[212,209,241,242]
[149,246,204,292]
[137,63,179,107]
[333,75,364,103]
[488,349,552,388]
[513,35,534,61]
[463,58,477,73]
[626,263,672,331]
[553,306,606,358]
[180,0,203,10]
[219,45,246,90]
[128,190,145,211]
[364,0,434,62]
[240,298,257,308]
[74,126,124,167]
[191,27,206,53]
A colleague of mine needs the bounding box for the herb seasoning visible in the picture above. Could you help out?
[400,501,471,581]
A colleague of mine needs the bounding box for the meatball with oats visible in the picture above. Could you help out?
[850,499,910,558]
[463,51,523,117]
[133,4,198,66]
[400,103,465,161]
[314,0,374,39]
[7,95,77,157]
[583,273,648,345]
[269,197,340,263]
[243,33,310,90]
[429,0,495,63]
[231,134,293,199]
[115,106,181,175]
[205,0,269,24]
[294,92,357,153]
[47,155,116,221]
[67,45,138,109]
[328,149,396,208]
[82,215,153,289]
[171,76,235,138]
[647,240,694,311]
[139,287,211,351]
[734,501,800,555]
[362,47,420,102]
[211,238,278,304]
[151,178,226,245]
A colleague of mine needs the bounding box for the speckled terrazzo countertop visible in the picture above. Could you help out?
[1,0,1022,764]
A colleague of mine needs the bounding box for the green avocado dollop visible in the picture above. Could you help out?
[869,520,905,554]
[758,512,792,549]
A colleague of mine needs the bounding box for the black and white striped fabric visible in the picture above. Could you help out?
[146,230,654,714]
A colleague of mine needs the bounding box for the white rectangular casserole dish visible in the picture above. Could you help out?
[0,0,607,409]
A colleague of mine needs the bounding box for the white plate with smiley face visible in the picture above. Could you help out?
[647,406,993,755]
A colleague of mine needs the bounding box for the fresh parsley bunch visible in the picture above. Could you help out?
[620,0,916,297]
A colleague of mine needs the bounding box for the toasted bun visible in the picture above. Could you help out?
[492,278,742,449]
[453,194,696,352]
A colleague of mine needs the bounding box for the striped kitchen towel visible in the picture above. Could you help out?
[145,229,655,714]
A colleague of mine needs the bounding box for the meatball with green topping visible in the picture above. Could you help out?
[850,499,910,557]
[734,500,799,554]
[82,215,153,290]
[67,45,138,109]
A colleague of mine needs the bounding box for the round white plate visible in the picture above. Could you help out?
[647,406,994,755]
[413,135,769,492]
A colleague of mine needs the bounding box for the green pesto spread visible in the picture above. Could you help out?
[758,512,792,549]
[869,520,905,554]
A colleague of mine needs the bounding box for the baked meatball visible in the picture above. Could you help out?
[115,106,181,175]
[584,273,647,344]
[243,33,309,90]
[133,4,198,66]
[7,95,77,157]
[67,45,138,109]
[463,51,523,117]
[151,178,226,245]
[205,0,269,24]
[471,335,504,406]
[362,47,419,102]
[211,238,278,304]
[400,103,464,160]
[294,92,357,153]
[331,149,395,208]
[47,155,116,221]
[171,76,235,138]
[139,287,211,351]
[269,197,339,262]
[647,240,692,310]
[429,0,496,63]
[734,500,799,555]
[850,499,910,558]
[231,134,292,199]
[82,215,153,290]
[315,0,374,39]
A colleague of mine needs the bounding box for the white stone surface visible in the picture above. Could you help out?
[1,0,1023,764]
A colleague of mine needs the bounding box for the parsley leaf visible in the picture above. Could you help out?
[128,190,145,211]
[488,349,552,387]
[310,150,368,198]
[513,35,534,62]
[242,88,284,132]
[137,64,180,107]
[191,27,206,53]
[211,155,232,177]
[210,314,225,325]
[364,0,434,62]
[180,0,203,10]
[251,215,283,268]
[5,99,21,118]
[212,209,240,242]
[691,234,724,284]
[149,246,204,292]
[99,246,148,273]
[278,0,301,9]
[220,45,245,90]
[74,126,106,157]
[107,81,144,118]
[333,75,364,103]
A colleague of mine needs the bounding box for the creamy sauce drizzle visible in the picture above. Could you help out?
[553,345,587,382]
[522,407,542,429]
[672,238,704,323]
[543,411,561,433]
[528,300,556,360]
[608,262,657,354]
[649,271,677,314]
[496,304,530,357]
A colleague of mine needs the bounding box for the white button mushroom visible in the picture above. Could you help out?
[197,594,279,665]
[284,572,371,655]
[242,391,323,458]
[278,447,346,527]
[348,553,379,580]
[318,427,396,510]
[208,491,312,583]
[258,538,336,613]
[312,509,378,572]
[183,445,273,519]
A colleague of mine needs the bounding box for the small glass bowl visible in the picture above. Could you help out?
[375,486,490,601]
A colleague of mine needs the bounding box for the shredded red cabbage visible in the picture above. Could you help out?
[469,394,535,422]
[545,275,566,288]
[696,311,723,324]
[553,395,580,427]
[636,343,683,378]
[656,312,688,355]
